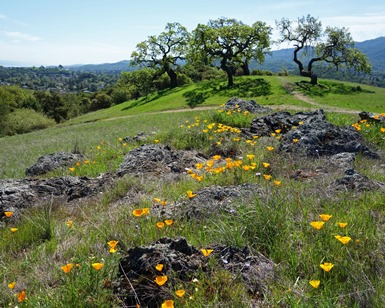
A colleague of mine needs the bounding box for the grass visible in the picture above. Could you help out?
[2,75,385,307]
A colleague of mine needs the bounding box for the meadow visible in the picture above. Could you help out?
[1,75,385,307]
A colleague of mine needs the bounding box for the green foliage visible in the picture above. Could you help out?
[0,108,55,136]
[90,93,113,111]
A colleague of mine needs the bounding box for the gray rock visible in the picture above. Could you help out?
[116,144,206,177]
[224,97,272,113]
[330,169,385,192]
[26,152,85,177]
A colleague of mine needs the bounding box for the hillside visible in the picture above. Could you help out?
[1,76,385,306]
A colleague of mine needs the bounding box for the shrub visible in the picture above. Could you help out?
[0,108,55,136]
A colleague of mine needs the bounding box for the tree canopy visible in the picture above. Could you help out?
[191,17,272,87]
[276,15,372,84]
[130,22,190,88]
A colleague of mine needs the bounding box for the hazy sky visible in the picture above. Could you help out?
[1,0,385,66]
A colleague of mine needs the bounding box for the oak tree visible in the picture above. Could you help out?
[276,15,371,84]
[131,22,190,88]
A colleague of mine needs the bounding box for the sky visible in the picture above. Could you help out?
[1,0,385,66]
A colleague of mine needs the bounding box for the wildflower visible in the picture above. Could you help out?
[75,162,81,167]
[154,275,168,286]
[212,155,221,160]
[373,115,380,120]
[66,220,73,228]
[263,174,272,181]
[61,263,74,273]
[187,190,197,199]
[275,129,281,134]
[196,163,205,169]
[338,222,348,228]
[335,235,352,245]
[201,248,214,257]
[164,219,173,226]
[133,209,144,217]
[266,146,274,151]
[69,167,75,172]
[154,139,159,143]
[91,263,104,271]
[196,175,203,182]
[84,160,90,164]
[298,121,304,125]
[161,201,167,206]
[246,154,255,160]
[17,290,26,302]
[154,197,162,203]
[157,222,165,229]
[320,262,334,272]
[97,145,101,150]
[4,211,13,218]
[10,228,18,232]
[380,128,385,133]
[262,162,270,168]
[142,208,150,215]
[109,247,118,253]
[292,138,299,143]
[107,240,118,249]
[242,165,250,171]
[8,282,16,289]
[319,214,332,221]
[273,180,282,186]
[309,280,320,289]
[156,264,164,271]
[161,300,174,308]
[310,221,325,230]
[175,289,186,298]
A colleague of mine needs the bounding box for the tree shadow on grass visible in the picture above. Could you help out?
[295,80,375,97]
[184,78,272,108]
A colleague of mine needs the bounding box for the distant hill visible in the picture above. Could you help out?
[65,60,133,73]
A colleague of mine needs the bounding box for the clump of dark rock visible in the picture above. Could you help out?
[359,111,385,124]
[279,118,378,158]
[249,109,326,136]
[0,173,114,209]
[115,237,275,307]
[330,169,385,192]
[116,144,206,177]
[123,132,149,143]
[224,97,272,113]
[25,152,85,177]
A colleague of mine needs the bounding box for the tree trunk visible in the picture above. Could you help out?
[300,70,318,85]
[166,69,178,88]
[221,60,234,87]
[241,60,250,75]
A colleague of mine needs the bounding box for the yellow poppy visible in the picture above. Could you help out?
[338,222,348,228]
[161,201,167,206]
[273,180,282,186]
[380,128,385,133]
[175,289,186,298]
[212,155,221,160]
[187,190,197,199]
[157,222,165,229]
[310,221,325,230]
[275,129,281,134]
[263,174,272,181]
[10,228,18,233]
[246,154,255,160]
[69,167,75,172]
[61,263,74,273]
[320,262,334,272]
[335,236,352,245]
[154,198,161,203]
[262,162,270,168]
[109,247,118,253]
[107,240,118,249]
[75,162,81,167]
[266,146,274,151]
[155,264,164,271]
[309,280,320,288]
[154,139,160,143]
[17,290,26,302]
[201,248,214,257]
[8,281,16,289]
[132,209,143,217]
[161,300,174,308]
[84,160,90,164]
[164,219,173,226]
[242,165,250,171]
[292,138,299,143]
[66,220,73,228]
[195,163,205,169]
[91,263,104,271]
[142,208,150,215]
[319,214,332,221]
[154,275,168,286]
[4,211,14,217]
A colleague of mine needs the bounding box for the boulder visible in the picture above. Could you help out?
[26,152,85,177]
[116,237,275,307]
[330,169,385,192]
[224,97,272,113]
[116,144,206,177]
[0,173,114,209]
[279,118,378,158]
[249,109,326,136]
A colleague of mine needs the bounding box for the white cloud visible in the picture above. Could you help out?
[5,31,42,42]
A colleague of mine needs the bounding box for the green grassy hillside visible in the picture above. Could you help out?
[1,76,385,307]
